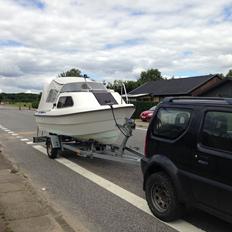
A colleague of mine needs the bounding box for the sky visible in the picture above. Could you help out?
[0,0,232,93]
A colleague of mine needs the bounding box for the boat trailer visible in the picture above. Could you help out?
[33,118,144,164]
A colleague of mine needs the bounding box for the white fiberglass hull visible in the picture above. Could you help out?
[35,106,134,144]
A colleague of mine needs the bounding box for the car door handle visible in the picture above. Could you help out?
[195,154,209,165]
[197,159,209,165]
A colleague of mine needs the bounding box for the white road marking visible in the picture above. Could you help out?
[16,136,22,139]
[4,129,10,132]
[20,138,29,141]
[33,145,47,154]
[12,133,18,136]
[8,131,14,134]
[136,127,147,131]
[26,141,34,144]
[32,144,203,232]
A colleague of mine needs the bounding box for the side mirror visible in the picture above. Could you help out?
[53,103,56,108]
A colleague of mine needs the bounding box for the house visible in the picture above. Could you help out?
[127,74,222,103]
[200,78,232,97]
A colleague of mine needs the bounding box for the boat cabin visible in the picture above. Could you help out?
[38,77,125,113]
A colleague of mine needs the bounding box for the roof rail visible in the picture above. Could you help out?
[163,97,232,105]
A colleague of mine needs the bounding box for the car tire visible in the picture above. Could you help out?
[145,172,183,222]
[46,139,59,159]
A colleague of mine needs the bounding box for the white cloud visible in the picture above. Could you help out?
[0,0,232,92]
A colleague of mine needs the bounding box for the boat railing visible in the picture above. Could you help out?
[121,83,129,104]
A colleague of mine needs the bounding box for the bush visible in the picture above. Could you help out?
[32,101,39,109]
[131,101,156,119]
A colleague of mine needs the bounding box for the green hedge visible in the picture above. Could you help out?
[32,101,39,109]
[131,101,156,119]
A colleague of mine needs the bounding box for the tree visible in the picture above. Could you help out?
[226,69,232,78]
[107,80,139,93]
[138,68,163,85]
[107,80,123,93]
[59,68,82,77]
[124,80,140,92]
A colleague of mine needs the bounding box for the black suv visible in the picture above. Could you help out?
[141,97,232,223]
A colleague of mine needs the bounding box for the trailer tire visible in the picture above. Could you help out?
[46,139,59,159]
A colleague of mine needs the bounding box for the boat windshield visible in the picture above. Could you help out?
[60,82,107,93]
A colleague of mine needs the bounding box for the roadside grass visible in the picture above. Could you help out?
[3,102,33,110]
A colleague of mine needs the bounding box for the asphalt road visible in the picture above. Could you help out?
[0,106,232,232]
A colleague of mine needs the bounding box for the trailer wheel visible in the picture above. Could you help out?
[46,139,59,159]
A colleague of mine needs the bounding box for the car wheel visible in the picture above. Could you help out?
[145,172,183,222]
[46,139,59,159]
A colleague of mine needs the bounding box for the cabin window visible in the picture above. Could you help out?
[93,92,118,105]
[88,82,107,91]
[57,96,74,108]
[46,89,59,103]
[60,82,107,93]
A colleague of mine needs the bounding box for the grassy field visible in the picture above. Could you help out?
[3,102,33,109]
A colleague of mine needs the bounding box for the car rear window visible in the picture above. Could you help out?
[201,111,232,152]
[153,108,191,140]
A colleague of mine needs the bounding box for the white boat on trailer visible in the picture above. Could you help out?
[35,77,135,145]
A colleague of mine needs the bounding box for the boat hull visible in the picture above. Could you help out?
[35,106,134,144]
